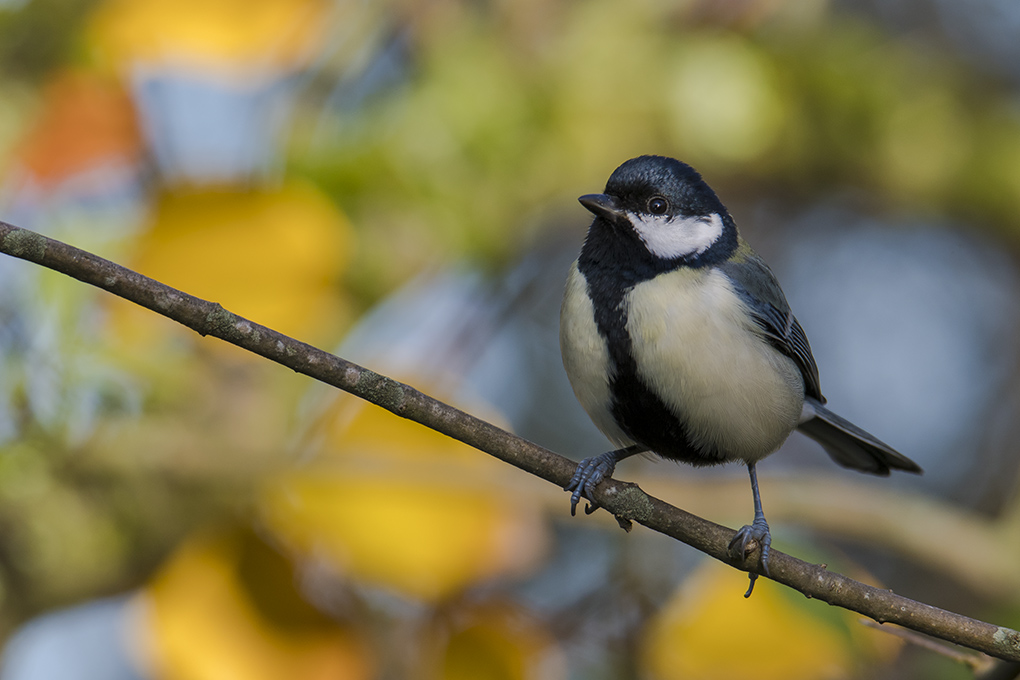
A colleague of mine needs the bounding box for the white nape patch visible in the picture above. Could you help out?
[628,212,724,259]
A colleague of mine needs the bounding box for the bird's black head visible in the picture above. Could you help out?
[579,155,738,269]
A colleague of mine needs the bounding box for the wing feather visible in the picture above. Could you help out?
[719,241,824,402]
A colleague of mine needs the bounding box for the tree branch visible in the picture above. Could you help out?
[2,220,1019,662]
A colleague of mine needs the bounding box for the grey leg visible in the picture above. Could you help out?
[727,462,772,597]
[565,444,646,516]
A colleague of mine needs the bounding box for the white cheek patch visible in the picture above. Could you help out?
[628,212,724,259]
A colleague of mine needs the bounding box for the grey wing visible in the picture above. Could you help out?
[719,246,824,403]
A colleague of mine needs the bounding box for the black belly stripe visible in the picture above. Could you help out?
[577,225,731,465]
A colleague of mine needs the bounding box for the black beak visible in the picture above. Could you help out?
[579,193,626,222]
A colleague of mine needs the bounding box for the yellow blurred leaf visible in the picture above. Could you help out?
[640,561,900,680]
[142,529,372,680]
[263,392,547,602]
[88,0,330,70]
[262,470,546,603]
[111,182,352,344]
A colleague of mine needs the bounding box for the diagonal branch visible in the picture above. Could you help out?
[2,220,1019,662]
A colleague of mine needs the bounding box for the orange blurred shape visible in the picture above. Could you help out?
[429,601,566,680]
[640,561,901,680]
[140,529,373,680]
[12,70,143,186]
[111,181,353,344]
[88,0,331,69]
[262,397,548,602]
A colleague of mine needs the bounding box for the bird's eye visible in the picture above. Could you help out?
[647,197,669,215]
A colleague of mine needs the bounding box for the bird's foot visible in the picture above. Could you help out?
[565,451,619,516]
[728,515,771,598]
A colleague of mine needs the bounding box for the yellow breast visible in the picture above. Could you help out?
[625,268,804,461]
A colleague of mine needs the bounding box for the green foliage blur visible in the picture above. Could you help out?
[293,2,1020,304]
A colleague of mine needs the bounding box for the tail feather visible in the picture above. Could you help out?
[797,397,922,476]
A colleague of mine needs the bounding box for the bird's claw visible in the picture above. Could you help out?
[565,452,618,516]
[728,516,771,597]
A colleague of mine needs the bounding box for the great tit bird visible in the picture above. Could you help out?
[559,155,922,596]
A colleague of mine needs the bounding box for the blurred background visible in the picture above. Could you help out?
[0,0,1019,678]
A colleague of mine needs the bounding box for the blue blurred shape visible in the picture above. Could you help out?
[130,68,295,185]
[0,595,147,680]
[779,208,1020,499]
